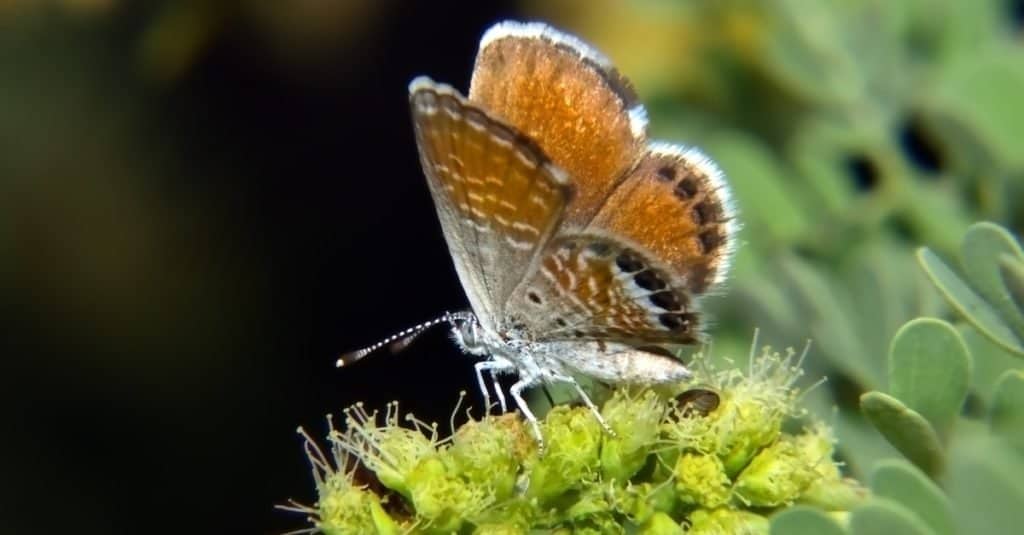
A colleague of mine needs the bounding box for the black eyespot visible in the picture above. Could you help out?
[698,230,722,254]
[615,252,644,273]
[555,317,568,328]
[573,329,585,338]
[657,166,676,181]
[674,177,698,199]
[692,202,716,225]
[527,291,542,305]
[633,270,666,291]
[658,313,688,330]
[649,291,680,311]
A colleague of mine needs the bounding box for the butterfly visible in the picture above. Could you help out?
[341,21,737,447]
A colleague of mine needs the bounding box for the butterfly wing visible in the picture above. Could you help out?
[416,22,737,345]
[469,21,647,228]
[506,144,736,344]
[507,232,703,345]
[409,78,572,331]
[587,143,737,294]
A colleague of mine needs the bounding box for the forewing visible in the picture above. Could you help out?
[469,21,647,228]
[409,77,572,330]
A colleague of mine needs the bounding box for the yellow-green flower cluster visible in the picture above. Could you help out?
[284,347,867,533]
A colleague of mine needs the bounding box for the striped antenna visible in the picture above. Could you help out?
[336,311,474,367]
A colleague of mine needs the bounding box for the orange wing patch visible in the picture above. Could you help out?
[469,22,646,227]
[587,144,737,293]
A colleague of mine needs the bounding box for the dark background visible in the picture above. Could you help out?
[1,2,525,533]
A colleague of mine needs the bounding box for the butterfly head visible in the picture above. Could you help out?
[446,312,479,351]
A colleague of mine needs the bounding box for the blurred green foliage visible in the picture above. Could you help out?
[526,0,1024,532]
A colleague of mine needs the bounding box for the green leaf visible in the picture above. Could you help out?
[824,396,903,479]
[917,247,1024,357]
[888,318,971,440]
[780,255,880,388]
[765,0,863,107]
[860,391,944,476]
[870,460,954,535]
[850,499,937,535]
[989,370,1024,451]
[960,325,1022,406]
[898,181,973,256]
[1000,254,1024,313]
[787,117,895,226]
[846,241,939,393]
[960,222,1024,336]
[929,47,1024,169]
[946,435,1024,533]
[771,506,847,535]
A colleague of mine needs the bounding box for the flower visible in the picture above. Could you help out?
[283,340,867,533]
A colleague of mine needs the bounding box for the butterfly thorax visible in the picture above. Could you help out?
[451,312,570,379]
[451,311,693,386]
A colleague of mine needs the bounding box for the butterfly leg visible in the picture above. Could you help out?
[509,374,544,450]
[544,371,616,437]
[491,371,508,413]
[474,359,513,414]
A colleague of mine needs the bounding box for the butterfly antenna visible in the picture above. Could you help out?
[336,311,472,367]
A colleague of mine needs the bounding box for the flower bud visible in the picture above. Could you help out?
[687,508,769,535]
[600,389,667,481]
[406,455,490,533]
[449,415,522,501]
[639,512,685,535]
[526,406,603,502]
[674,453,732,508]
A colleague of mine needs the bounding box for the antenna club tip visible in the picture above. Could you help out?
[336,359,346,368]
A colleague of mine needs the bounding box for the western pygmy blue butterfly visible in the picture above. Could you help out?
[341,21,737,446]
